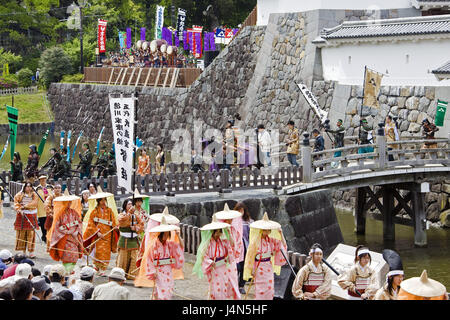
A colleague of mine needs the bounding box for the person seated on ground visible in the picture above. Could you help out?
[52,289,73,301]
[0,288,12,300]
[0,249,13,276]
[31,276,53,300]
[91,267,129,300]
[49,264,67,296]
[0,262,33,290]
[84,286,95,300]
[11,278,33,300]
[32,267,41,278]
[1,252,34,280]
[74,266,95,299]
[66,274,83,300]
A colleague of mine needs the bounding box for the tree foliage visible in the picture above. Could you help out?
[17,68,34,87]
[39,46,72,87]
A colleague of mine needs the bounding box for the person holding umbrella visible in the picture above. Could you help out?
[292,243,332,300]
[193,214,241,300]
[243,212,287,300]
[14,182,39,259]
[141,217,184,300]
[337,245,379,300]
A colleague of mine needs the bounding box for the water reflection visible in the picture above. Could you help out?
[336,209,450,289]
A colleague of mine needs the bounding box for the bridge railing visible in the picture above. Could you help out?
[301,124,450,183]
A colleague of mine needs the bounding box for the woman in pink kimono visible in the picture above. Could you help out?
[243,212,287,300]
[143,217,184,300]
[193,214,241,300]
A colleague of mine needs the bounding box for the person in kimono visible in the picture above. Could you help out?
[134,207,180,288]
[128,189,150,226]
[35,175,54,242]
[374,249,404,300]
[243,212,287,300]
[337,245,379,300]
[47,191,84,274]
[116,199,144,280]
[14,182,39,258]
[292,243,332,300]
[193,214,241,300]
[398,270,447,300]
[142,217,184,300]
[215,203,244,292]
[83,188,119,276]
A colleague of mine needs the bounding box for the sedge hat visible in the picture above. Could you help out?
[149,207,180,225]
[250,212,281,230]
[200,214,231,231]
[214,203,242,220]
[149,216,180,233]
[400,270,446,298]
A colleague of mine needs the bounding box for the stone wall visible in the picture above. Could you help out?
[0,122,54,136]
[149,189,343,255]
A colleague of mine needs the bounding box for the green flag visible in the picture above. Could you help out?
[6,106,18,173]
[37,128,50,156]
[435,100,447,127]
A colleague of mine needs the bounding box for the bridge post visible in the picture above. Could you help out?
[411,186,428,248]
[354,187,366,235]
[301,132,312,183]
[382,185,395,242]
[376,122,386,169]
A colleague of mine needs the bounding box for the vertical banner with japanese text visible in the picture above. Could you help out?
[176,8,187,40]
[97,19,107,53]
[155,5,165,39]
[109,95,135,193]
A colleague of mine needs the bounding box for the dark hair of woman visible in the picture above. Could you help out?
[310,243,323,252]
[158,231,168,243]
[354,245,371,264]
[21,182,33,193]
[386,275,397,296]
[122,199,132,213]
[234,202,250,222]
[157,143,164,150]
[13,152,21,161]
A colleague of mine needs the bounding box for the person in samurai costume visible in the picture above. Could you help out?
[374,249,404,300]
[215,203,244,291]
[398,270,448,300]
[292,243,332,300]
[134,206,179,288]
[140,217,184,300]
[128,189,150,228]
[82,186,119,276]
[193,214,241,300]
[337,245,379,300]
[243,212,287,300]
[47,190,84,274]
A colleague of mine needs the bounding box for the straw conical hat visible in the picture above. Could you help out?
[149,216,180,233]
[88,186,114,200]
[149,207,180,224]
[200,214,231,231]
[250,212,281,230]
[215,203,242,220]
[54,189,80,202]
[128,188,150,199]
[400,270,446,298]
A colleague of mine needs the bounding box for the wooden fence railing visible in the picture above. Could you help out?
[82,67,201,88]
[0,86,38,96]
[234,5,258,39]
[179,222,308,270]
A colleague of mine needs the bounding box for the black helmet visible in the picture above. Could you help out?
[29,145,37,153]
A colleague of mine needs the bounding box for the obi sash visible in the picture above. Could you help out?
[59,220,80,231]
[348,275,370,297]
[214,256,229,268]
[154,257,175,266]
[255,252,272,262]
[303,271,324,293]
[93,217,113,226]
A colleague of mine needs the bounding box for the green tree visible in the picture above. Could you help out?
[17,68,34,87]
[39,46,72,87]
[0,48,23,74]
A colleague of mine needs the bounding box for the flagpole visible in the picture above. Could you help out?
[359,66,367,144]
[132,92,138,203]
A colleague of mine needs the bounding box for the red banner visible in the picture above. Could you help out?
[192,25,203,59]
[98,19,108,53]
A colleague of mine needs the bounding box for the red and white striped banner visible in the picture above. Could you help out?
[98,19,108,53]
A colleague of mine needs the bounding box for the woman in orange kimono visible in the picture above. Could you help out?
[137,148,150,177]
[83,189,119,275]
[398,270,447,300]
[47,191,83,274]
[143,217,184,300]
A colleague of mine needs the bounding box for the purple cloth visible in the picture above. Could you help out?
[242,219,254,250]
[209,32,216,51]
[233,28,239,35]
[188,32,193,52]
[126,28,131,49]
[140,27,146,41]
[204,33,210,51]
[195,32,201,55]
[209,159,219,172]
[174,31,179,47]
[183,31,188,50]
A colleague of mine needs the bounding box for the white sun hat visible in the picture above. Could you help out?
[88,186,114,200]
[149,207,180,225]
[53,189,81,202]
[214,203,243,220]
[149,216,180,233]
[128,188,150,199]
[200,214,231,231]
[400,270,447,298]
[250,212,281,230]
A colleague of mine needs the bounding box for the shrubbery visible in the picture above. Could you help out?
[0,74,18,89]
[39,46,72,88]
[61,73,83,83]
[17,68,34,87]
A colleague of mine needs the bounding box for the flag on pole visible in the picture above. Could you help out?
[140,27,146,41]
[362,67,383,109]
[0,134,10,162]
[435,100,447,127]
[66,130,72,162]
[6,106,18,165]
[71,130,84,161]
[96,127,105,156]
[109,95,135,193]
[155,5,165,39]
[60,130,65,151]
[296,83,328,124]
[37,128,50,156]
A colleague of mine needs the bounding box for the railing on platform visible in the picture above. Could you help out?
[0,86,38,96]
[179,222,308,270]
[234,5,258,39]
[82,67,201,88]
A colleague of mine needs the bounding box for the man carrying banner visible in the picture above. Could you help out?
[421,118,439,149]
[83,188,119,275]
[14,182,39,259]
[78,143,93,179]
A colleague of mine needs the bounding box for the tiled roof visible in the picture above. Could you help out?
[313,14,450,42]
[412,0,450,9]
[432,61,450,74]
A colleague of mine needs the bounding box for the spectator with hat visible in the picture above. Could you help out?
[49,264,67,295]
[0,262,33,290]
[0,252,34,280]
[74,266,95,299]
[0,249,13,276]
[91,267,129,300]
[31,276,53,300]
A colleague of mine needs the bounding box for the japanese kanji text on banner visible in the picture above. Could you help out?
[109,95,135,193]
[98,19,107,53]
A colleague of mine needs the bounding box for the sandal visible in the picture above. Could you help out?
[28,253,36,259]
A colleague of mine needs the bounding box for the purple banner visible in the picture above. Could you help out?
[126,27,131,49]
[204,33,210,51]
[195,32,201,55]
[174,31,180,48]
[162,27,173,46]
[183,31,188,51]
[140,27,146,41]
[233,28,239,35]
[189,31,193,52]
[210,32,216,51]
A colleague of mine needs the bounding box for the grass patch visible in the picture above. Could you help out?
[0,90,53,124]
